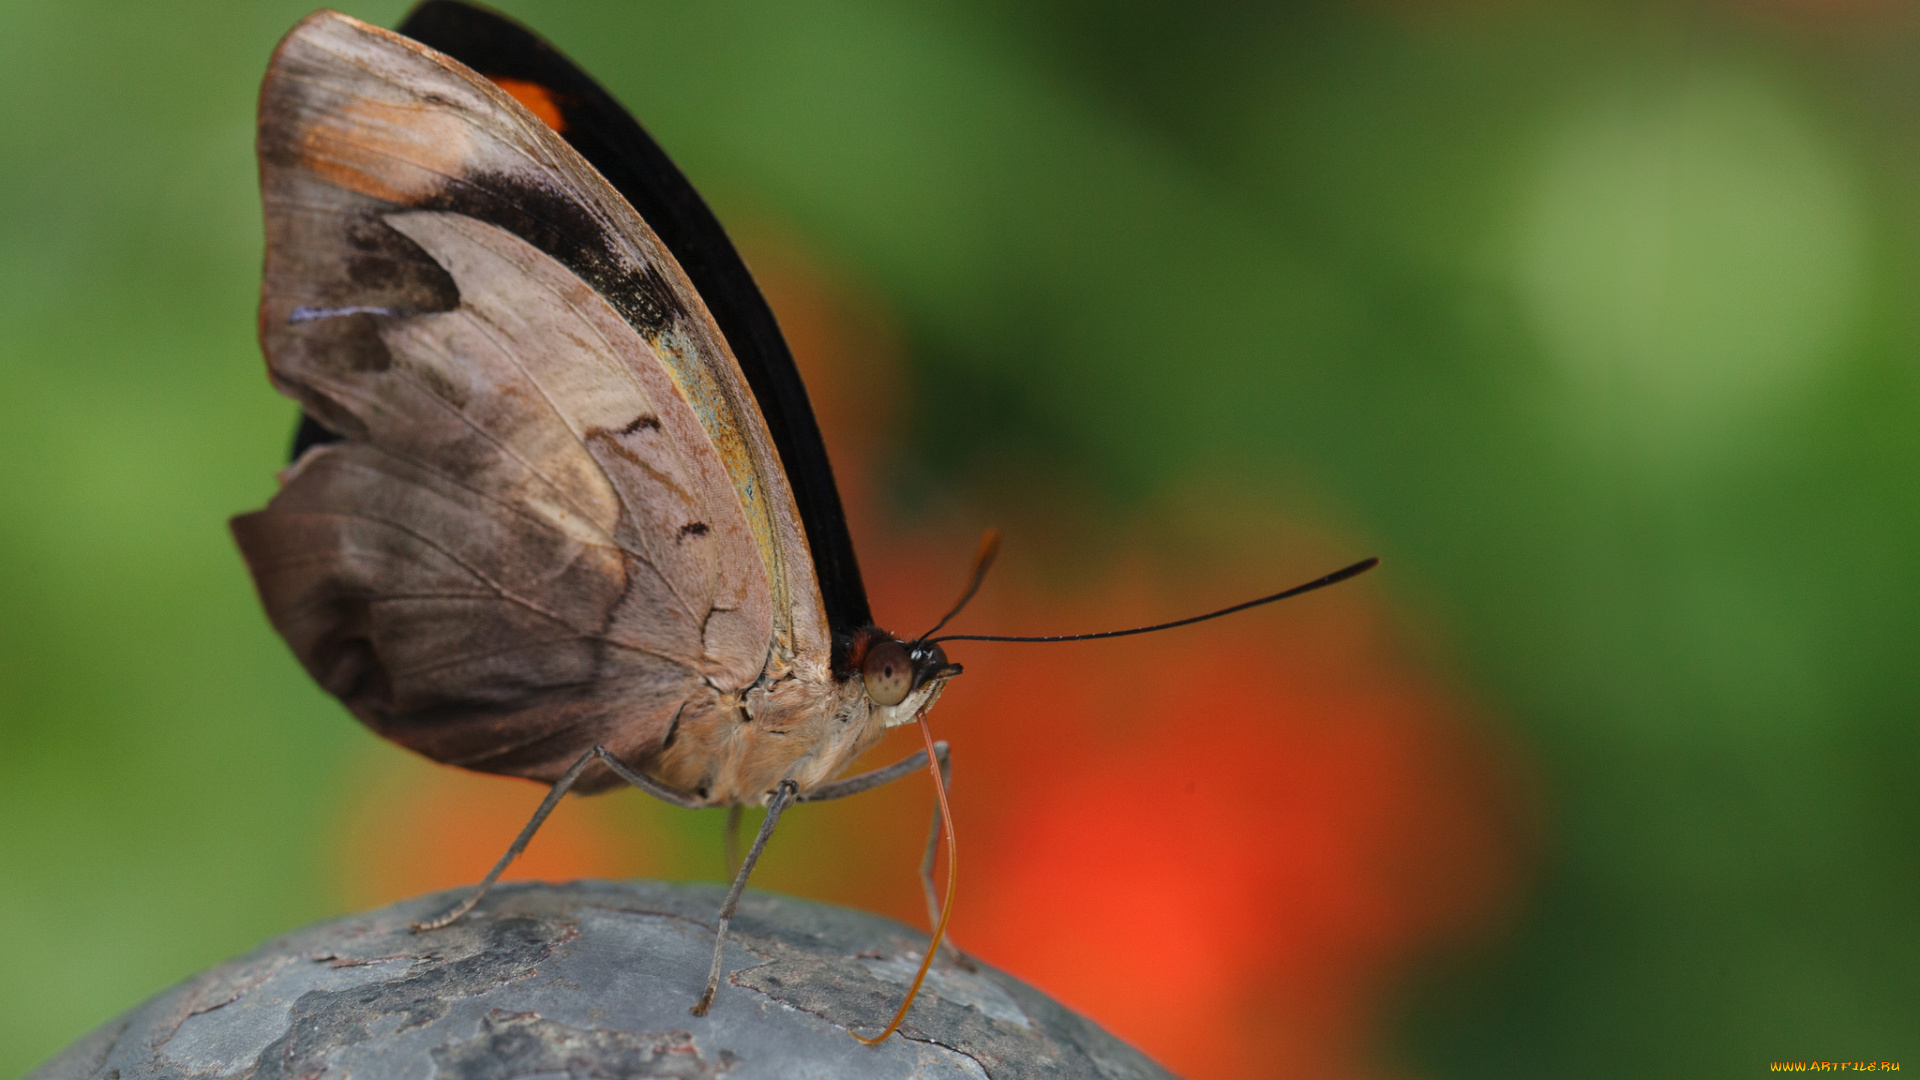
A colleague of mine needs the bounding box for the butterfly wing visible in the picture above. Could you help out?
[395,0,875,639]
[232,11,830,786]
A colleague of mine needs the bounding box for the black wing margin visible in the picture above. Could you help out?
[358,0,874,638]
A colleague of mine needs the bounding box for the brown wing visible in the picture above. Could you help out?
[232,11,830,786]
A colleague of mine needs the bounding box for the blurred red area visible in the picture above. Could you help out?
[332,231,1532,1080]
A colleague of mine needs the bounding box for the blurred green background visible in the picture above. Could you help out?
[4,0,1919,1074]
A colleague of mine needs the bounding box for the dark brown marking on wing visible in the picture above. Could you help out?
[677,522,708,540]
[405,351,468,411]
[300,306,394,374]
[274,213,462,465]
[420,170,689,338]
[617,413,660,435]
[343,215,460,309]
[580,426,699,507]
[309,594,394,711]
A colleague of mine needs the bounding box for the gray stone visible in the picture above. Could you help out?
[28,881,1178,1080]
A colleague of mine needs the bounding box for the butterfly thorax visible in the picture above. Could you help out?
[646,661,952,807]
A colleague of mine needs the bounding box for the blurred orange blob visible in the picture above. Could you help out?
[760,231,1530,1079]
[926,611,1524,1079]
[330,225,1530,1080]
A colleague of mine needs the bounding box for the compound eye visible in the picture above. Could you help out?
[861,639,913,706]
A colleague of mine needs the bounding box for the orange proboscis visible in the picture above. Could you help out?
[854,715,957,1045]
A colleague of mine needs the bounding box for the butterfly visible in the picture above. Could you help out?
[231,1,1375,1044]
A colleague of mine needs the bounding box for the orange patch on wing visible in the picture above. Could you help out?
[489,77,568,133]
[297,96,472,204]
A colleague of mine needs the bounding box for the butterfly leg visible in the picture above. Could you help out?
[916,748,952,933]
[692,779,798,1016]
[411,744,701,933]
[796,740,949,803]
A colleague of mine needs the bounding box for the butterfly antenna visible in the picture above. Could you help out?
[931,556,1379,644]
[854,714,956,1045]
[919,529,1003,640]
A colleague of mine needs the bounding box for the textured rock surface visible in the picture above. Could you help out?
[28,880,1177,1080]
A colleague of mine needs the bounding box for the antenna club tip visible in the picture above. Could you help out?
[1335,556,1381,583]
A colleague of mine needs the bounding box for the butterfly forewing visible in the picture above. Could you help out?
[394,0,875,638]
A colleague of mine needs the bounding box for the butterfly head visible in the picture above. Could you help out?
[843,628,962,728]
